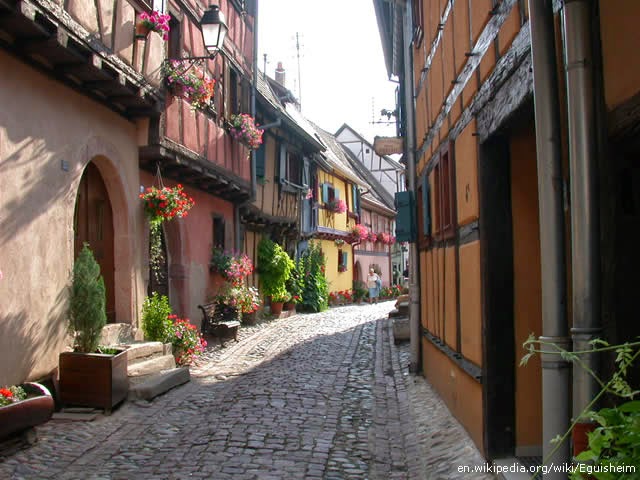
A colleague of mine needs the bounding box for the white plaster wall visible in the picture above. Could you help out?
[0,51,146,385]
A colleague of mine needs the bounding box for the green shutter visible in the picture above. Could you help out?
[342,251,348,269]
[394,191,416,242]
[256,145,265,178]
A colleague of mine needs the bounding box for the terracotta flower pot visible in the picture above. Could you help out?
[271,301,284,315]
[135,22,151,39]
[0,383,54,441]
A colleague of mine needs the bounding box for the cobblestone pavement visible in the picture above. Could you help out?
[0,302,492,479]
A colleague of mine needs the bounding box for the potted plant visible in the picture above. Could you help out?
[368,230,378,243]
[257,238,294,315]
[353,280,367,304]
[269,288,290,316]
[58,244,128,412]
[0,383,54,442]
[162,61,216,111]
[229,113,264,150]
[326,199,347,214]
[210,247,254,285]
[349,224,369,242]
[166,315,207,366]
[136,10,171,40]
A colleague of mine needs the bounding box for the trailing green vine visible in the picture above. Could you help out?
[521,336,640,479]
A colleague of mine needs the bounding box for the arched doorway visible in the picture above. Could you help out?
[74,162,116,323]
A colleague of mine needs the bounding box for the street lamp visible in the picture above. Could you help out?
[200,5,228,58]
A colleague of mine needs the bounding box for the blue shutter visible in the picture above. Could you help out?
[322,184,329,203]
[256,144,265,178]
[422,173,431,236]
[342,251,348,269]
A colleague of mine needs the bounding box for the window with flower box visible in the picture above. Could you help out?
[337,250,348,272]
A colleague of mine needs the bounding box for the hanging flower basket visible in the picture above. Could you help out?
[349,224,369,242]
[162,60,215,111]
[136,11,171,40]
[368,231,378,243]
[229,114,264,150]
[140,183,194,277]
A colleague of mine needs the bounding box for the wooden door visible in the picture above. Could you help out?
[74,163,116,323]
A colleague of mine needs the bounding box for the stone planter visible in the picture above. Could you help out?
[59,350,128,412]
[242,311,258,326]
[0,382,54,441]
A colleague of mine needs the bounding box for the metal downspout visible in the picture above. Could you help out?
[402,0,420,373]
[528,1,570,475]
[250,0,259,203]
[561,0,601,430]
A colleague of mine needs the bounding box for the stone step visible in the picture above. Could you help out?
[127,354,176,377]
[128,367,190,402]
[388,308,408,318]
[121,342,172,366]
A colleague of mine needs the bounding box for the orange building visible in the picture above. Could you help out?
[375,0,640,473]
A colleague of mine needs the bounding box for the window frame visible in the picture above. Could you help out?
[433,143,456,240]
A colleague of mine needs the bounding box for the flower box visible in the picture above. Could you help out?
[229,114,264,150]
[59,350,128,412]
[0,383,54,441]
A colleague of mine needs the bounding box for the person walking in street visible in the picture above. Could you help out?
[367,268,381,304]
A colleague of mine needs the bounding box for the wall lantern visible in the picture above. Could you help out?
[200,5,228,58]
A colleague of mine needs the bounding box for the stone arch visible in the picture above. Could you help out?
[72,136,136,324]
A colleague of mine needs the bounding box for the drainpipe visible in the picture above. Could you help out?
[561,0,601,442]
[401,0,420,373]
[250,0,259,203]
[528,0,570,475]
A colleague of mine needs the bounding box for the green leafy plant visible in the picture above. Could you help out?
[257,238,294,298]
[521,337,640,479]
[141,292,173,342]
[69,243,107,353]
[286,264,304,303]
[297,242,328,312]
[352,280,367,301]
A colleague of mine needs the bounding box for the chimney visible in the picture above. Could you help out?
[275,62,285,86]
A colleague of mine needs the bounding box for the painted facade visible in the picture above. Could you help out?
[0,0,256,386]
[376,0,640,470]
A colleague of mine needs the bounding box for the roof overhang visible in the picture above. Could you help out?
[0,0,163,119]
[139,140,251,203]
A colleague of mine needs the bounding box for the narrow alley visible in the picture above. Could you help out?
[0,303,489,480]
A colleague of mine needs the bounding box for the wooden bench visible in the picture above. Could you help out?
[197,302,240,347]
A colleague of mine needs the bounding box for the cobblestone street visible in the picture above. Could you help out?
[0,302,491,480]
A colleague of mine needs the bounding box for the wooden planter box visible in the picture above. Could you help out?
[59,350,128,412]
[0,382,54,441]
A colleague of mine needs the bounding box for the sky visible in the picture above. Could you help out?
[257,0,398,143]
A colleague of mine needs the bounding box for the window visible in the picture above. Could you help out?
[412,1,424,46]
[213,215,225,249]
[434,146,455,239]
[278,144,303,189]
[255,144,265,179]
[153,0,166,14]
[321,183,337,204]
[168,15,181,59]
[338,250,348,272]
